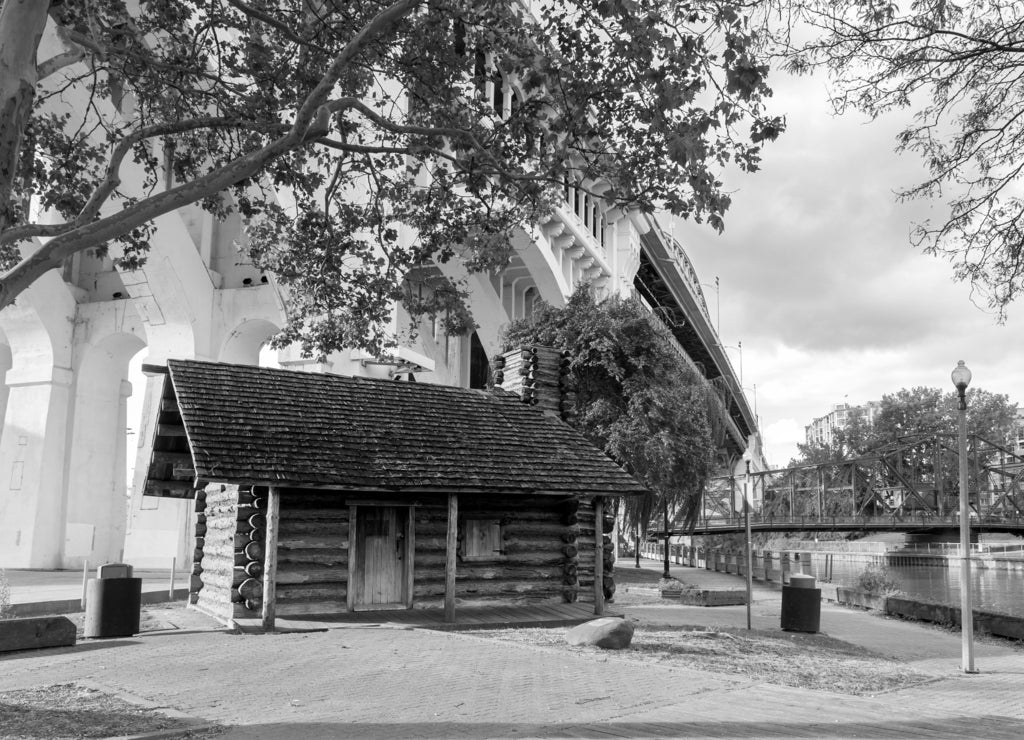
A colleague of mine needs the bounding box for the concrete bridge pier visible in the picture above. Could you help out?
[0,275,76,568]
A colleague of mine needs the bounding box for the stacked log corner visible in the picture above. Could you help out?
[569,498,616,604]
[493,346,576,422]
[561,499,580,603]
[191,483,263,623]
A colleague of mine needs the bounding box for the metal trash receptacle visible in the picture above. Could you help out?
[780,573,820,633]
[84,563,142,638]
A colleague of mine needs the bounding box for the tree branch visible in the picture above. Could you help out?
[0,0,424,310]
[223,0,329,53]
[0,117,286,250]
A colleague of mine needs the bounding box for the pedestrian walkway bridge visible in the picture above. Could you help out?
[686,432,1024,536]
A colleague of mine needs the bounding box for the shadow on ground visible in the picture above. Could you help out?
[220,715,1024,739]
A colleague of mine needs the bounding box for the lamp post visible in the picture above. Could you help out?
[720,342,743,385]
[951,360,977,674]
[744,383,759,426]
[701,276,720,336]
[743,449,754,630]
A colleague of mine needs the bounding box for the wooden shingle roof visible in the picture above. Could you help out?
[147,359,646,496]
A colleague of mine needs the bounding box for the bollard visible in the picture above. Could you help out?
[80,560,89,610]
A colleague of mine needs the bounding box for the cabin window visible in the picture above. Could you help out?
[463,519,504,561]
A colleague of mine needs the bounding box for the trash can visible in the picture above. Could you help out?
[84,563,142,638]
[780,573,820,633]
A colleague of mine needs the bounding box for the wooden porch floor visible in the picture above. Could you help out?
[235,602,619,634]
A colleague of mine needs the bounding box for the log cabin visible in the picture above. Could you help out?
[142,353,646,628]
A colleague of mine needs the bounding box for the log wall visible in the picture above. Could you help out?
[192,485,618,619]
[275,489,349,616]
[413,493,609,607]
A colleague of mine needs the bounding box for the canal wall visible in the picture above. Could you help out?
[883,551,1024,572]
[641,542,1024,641]
[834,587,1024,641]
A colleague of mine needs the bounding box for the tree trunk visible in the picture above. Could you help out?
[0,0,49,232]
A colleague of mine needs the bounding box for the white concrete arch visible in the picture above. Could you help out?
[511,229,571,306]
[218,318,282,365]
[64,329,147,568]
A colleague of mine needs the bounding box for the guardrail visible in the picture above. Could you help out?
[689,512,1024,533]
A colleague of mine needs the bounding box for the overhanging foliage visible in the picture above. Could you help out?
[0,1,783,356]
[503,289,719,534]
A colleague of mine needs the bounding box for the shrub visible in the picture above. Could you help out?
[855,564,901,595]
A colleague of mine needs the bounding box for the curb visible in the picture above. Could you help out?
[10,589,191,618]
[110,724,221,739]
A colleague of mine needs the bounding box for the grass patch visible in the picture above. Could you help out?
[0,683,216,739]
[475,624,930,696]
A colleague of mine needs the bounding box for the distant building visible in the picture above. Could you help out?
[804,401,881,448]
[1012,411,1024,455]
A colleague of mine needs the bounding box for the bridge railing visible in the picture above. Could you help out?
[692,511,1024,532]
[900,541,1024,554]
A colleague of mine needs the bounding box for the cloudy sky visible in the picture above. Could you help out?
[672,67,1024,468]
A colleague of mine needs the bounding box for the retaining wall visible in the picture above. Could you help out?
[833,587,1024,641]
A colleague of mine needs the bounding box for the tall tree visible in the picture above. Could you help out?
[791,388,1018,468]
[869,386,1018,447]
[503,289,721,537]
[0,0,783,356]
[784,1,1024,319]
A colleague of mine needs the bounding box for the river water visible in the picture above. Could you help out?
[800,551,1024,617]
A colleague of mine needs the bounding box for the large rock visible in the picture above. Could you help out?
[565,617,634,649]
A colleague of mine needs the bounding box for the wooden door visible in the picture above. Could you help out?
[352,506,410,610]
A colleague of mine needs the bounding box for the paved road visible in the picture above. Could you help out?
[1,559,1022,739]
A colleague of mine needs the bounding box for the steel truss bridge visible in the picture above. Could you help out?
[686,433,1024,536]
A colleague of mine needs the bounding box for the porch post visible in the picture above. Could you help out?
[594,497,605,615]
[261,486,280,631]
[444,493,458,623]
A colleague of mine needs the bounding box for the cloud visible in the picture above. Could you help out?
[668,68,1024,467]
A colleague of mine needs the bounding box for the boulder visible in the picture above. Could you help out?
[565,617,634,649]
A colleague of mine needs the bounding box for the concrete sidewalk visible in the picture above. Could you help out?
[4,567,188,616]
[1,559,1022,738]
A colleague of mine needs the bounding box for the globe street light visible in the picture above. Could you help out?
[952,360,977,674]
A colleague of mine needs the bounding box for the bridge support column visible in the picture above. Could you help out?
[0,366,74,568]
[0,277,76,568]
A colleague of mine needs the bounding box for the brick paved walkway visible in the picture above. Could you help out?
[2,559,1023,738]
